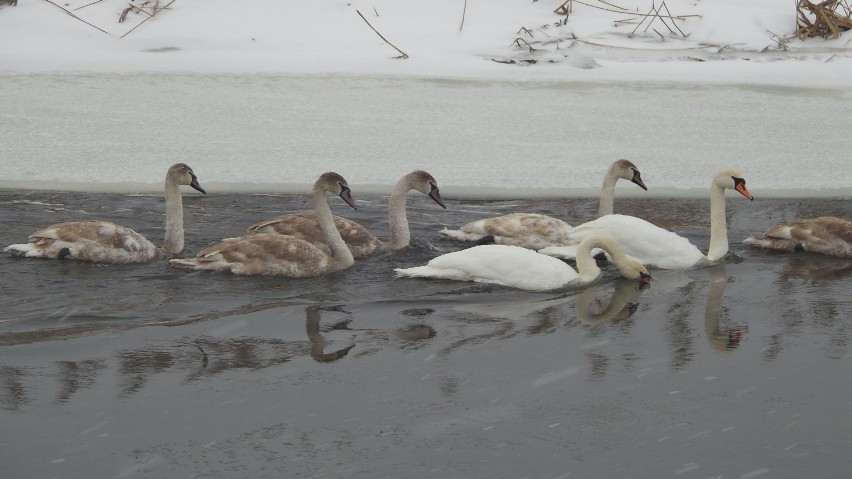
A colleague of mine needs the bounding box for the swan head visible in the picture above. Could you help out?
[612,159,647,191]
[318,172,357,210]
[615,256,652,288]
[407,170,446,209]
[168,163,206,194]
[714,168,753,200]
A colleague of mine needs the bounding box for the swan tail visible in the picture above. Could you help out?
[743,236,799,252]
[169,258,204,269]
[395,266,435,278]
[395,266,469,281]
[4,242,69,259]
[439,228,486,243]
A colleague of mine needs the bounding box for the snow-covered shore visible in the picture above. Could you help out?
[2,0,851,86]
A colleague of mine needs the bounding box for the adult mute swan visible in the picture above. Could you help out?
[438,159,647,250]
[4,163,205,263]
[394,236,651,292]
[744,217,852,258]
[170,172,356,277]
[247,170,446,258]
[539,168,754,270]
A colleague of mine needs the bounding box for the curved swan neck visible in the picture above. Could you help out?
[706,181,729,262]
[598,167,619,217]
[386,179,411,250]
[315,184,355,269]
[161,177,184,254]
[575,238,607,282]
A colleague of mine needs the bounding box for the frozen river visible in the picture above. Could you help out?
[1,73,851,195]
[1,74,851,478]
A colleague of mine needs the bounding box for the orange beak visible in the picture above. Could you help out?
[735,182,753,201]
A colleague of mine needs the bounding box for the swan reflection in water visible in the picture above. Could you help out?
[703,264,745,352]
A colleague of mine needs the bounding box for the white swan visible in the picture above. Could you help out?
[539,168,754,270]
[4,163,205,263]
[744,217,852,258]
[169,172,356,277]
[394,236,651,292]
[438,159,647,249]
[247,170,446,258]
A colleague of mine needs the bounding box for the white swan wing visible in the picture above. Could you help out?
[745,217,852,257]
[4,220,157,263]
[540,215,704,270]
[396,244,577,291]
[440,213,573,250]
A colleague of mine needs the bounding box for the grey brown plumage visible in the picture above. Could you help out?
[745,217,852,258]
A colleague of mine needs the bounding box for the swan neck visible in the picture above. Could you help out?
[315,185,355,269]
[161,178,184,254]
[575,239,605,282]
[706,182,728,262]
[598,170,618,217]
[386,181,411,250]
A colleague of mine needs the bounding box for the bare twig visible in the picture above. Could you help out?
[120,0,176,38]
[42,0,112,35]
[662,0,686,37]
[459,0,467,32]
[73,0,105,11]
[512,37,537,52]
[356,9,409,59]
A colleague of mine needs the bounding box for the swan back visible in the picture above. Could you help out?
[540,215,705,270]
[396,244,578,291]
[745,217,852,257]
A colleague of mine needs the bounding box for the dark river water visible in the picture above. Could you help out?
[1,190,850,478]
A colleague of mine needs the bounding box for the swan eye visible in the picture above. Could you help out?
[733,176,745,186]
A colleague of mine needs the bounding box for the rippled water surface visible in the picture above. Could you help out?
[1,190,850,478]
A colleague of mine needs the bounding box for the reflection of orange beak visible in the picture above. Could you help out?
[735,183,753,200]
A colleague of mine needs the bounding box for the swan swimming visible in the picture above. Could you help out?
[539,168,754,270]
[248,170,445,258]
[395,236,651,291]
[438,159,647,250]
[4,163,205,263]
[170,172,357,277]
[744,217,852,258]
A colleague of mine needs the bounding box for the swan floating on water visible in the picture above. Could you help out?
[4,163,206,263]
[744,217,852,258]
[395,236,651,291]
[438,159,647,250]
[170,172,357,277]
[248,170,445,258]
[539,168,753,270]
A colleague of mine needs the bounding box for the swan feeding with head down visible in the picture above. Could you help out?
[4,163,206,263]
[438,159,647,250]
[395,236,651,292]
[539,168,754,270]
[170,172,357,277]
[744,217,852,258]
[247,170,446,258]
